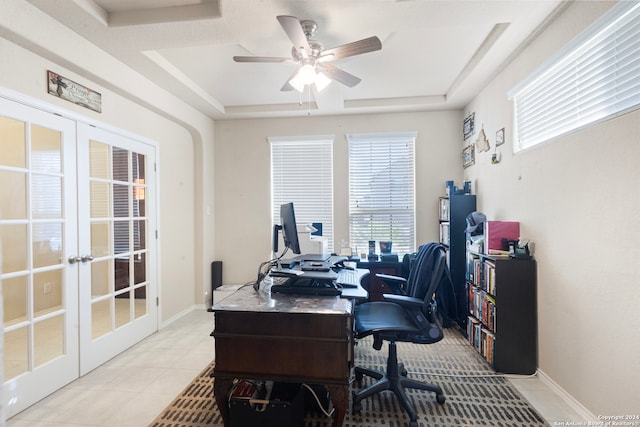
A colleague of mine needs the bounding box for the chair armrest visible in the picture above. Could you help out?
[375,273,407,295]
[384,294,440,323]
[382,294,422,307]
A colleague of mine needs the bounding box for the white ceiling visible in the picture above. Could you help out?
[25,0,567,120]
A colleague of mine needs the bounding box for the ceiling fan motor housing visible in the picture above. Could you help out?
[300,19,318,38]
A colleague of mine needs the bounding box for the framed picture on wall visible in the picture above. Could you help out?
[463,113,475,140]
[496,128,505,146]
[462,144,475,168]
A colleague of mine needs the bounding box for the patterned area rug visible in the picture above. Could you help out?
[149,328,549,427]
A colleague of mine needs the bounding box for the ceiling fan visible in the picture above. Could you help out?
[233,15,382,92]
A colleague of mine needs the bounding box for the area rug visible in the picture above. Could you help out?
[149,328,549,427]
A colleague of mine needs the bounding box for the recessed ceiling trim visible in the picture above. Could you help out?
[226,102,318,115]
[143,50,226,114]
[107,0,221,27]
[345,95,446,109]
[73,0,109,26]
[446,22,510,98]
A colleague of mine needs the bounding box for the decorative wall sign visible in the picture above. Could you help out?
[463,112,475,140]
[462,144,475,168]
[47,70,102,113]
[496,128,505,146]
[475,127,490,152]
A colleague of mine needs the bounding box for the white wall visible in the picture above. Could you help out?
[463,1,639,417]
[214,111,463,286]
[0,0,217,321]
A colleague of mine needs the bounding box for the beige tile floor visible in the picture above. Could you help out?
[6,286,585,427]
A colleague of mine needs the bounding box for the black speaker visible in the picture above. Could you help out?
[211,261,222,290]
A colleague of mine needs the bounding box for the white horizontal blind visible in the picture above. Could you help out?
[509,2,640,151]
[270,135,334,252]
[347,132,416,255]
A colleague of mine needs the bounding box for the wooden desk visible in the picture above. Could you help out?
[211,270,369,427]
[356,259,403,301]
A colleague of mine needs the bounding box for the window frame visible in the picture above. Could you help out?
[347,131,417,256]
[509,1,640,151]
[269,134,334,253]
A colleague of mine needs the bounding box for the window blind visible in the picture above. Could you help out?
[270,135,334,252]
[347,132,416,255]
[509,1,640,151]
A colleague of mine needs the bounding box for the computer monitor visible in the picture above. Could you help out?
[272,202,301,255]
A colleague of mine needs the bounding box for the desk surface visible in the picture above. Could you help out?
[212,269,368,314]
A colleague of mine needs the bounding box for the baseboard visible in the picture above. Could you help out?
[159,305,200,329]
[537,368,598,422]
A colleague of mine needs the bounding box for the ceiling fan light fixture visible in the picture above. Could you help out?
[314,71,331,92]
[298,63,317,85]
[289,73,306,92]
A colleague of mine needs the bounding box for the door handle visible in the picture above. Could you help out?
[68,255,94,264]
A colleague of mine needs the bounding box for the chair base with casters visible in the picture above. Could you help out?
[351,243,449,427]
[352,341,445,427]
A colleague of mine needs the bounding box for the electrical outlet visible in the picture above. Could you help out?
[43,282,52,294]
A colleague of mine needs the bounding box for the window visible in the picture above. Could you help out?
[509,1,640,151]
[347,132,416,255]
[270,135,334,252]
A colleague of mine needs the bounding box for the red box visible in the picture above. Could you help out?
[484,221,520,254]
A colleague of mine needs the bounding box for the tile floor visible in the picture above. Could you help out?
[6,286,586,427]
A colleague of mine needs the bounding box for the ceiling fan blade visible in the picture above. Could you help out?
[321,36,382,61]
[318,63,361,87]
[277,15,311,57]
[233,56,292,63]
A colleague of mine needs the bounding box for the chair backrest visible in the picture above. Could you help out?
[405,243,446,301]
[409,243,447,341]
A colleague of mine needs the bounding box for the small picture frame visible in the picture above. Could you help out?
[463,113,475,140]
[496,128,505,146]
[462,144,475,168]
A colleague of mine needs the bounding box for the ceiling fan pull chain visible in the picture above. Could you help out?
[307,85,311,115]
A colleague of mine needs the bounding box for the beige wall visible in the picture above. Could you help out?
[0,4,216,321]
[3,0,637,419]
[463,1,639,416]
[214,111,463,286]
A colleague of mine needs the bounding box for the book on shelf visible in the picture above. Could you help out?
[481,328,496,366]
[484,260,496,295]
[439,222,450,245]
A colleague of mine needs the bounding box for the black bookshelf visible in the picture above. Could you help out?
[438,194,476,328]
[466,251,537,374]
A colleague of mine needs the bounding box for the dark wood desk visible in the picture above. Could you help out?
[356,259,403,301]
[211,269,369,427]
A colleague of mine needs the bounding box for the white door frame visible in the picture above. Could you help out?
[1,87,160,416]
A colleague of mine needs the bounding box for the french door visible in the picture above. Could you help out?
[1,96,158,417]
[76,123,157,376]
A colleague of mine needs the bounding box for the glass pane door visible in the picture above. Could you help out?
[77,123,157,375]
[1,97,79,418]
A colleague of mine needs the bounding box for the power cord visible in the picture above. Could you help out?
[405,369,539,380]
[302,383,335,418]
[254,248,289,290]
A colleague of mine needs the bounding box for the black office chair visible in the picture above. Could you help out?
[352,243,447,427]
[376,243,443,299]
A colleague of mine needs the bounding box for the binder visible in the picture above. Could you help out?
[484,221,520,254]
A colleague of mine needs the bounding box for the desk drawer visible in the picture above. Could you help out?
[213,311,352,384]
[215,311,350,339]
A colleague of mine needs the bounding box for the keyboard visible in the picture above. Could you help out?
[271,278,341,296]
[336,269,359,288]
